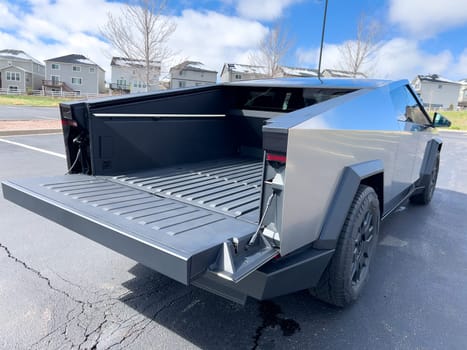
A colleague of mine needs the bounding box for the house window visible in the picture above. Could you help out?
[71,77,82,85]
[438,84,442,89]
[178,81,186,88]
[89,67,95,73]
[51,63,60,70]
[51,75,60,84]
[235,74,242,80]
[6,72,20,81]
[72,66,81,72]
[8,86,19,92]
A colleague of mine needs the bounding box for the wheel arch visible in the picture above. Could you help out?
[313,160,383,250]
[419,137,442,180]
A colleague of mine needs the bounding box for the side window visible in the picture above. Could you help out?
[390,86,431,125]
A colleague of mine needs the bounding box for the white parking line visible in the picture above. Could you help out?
[0,138,66,159]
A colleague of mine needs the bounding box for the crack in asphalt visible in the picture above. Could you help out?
[1,242,195,349]
[0,243,85,305]
[106,290,194,350]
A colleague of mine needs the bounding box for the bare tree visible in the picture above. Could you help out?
[249,23,294,78]
[101,0,176,90]
[337,14,380,77]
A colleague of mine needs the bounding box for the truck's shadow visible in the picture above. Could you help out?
[119,264,334,349]
[118,188,467,349]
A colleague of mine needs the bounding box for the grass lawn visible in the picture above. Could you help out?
[438,111,467,130]
[0,95,72,107]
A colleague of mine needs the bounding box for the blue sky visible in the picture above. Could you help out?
[1,0,466,81]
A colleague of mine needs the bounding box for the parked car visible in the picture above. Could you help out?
[2,78,449,306]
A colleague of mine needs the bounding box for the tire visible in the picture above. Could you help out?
[410,152,440,205]
[311,185,380,307]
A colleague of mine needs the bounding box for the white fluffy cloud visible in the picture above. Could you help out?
[0,1,268,81]
[454,49,467,78]
[236,0,302,21]
[167,9,267,74]
[389,0,467,37]
[296,43,342,70]
[373,38,454,79]
[296,38,461,80]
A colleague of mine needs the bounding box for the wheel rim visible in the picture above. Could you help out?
[351,210,376,288]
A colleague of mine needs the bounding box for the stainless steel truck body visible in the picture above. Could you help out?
[2,78,445,306]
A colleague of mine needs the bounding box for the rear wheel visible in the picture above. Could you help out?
[311,185,380,307]
[410,152,440,205]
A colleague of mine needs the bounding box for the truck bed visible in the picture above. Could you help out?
[2,157,263,284]
[111,157,263,223]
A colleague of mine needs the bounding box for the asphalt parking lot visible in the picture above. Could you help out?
[1,131,466,350]
[0,105,59,120]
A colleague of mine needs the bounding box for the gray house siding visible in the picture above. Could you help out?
[44,55,106,95]
[110,59,161,93]
[169,61,217,90]
[412,75,461,110]
[45,62,102,94]
[0,50,45,91]
[0,66,27,91]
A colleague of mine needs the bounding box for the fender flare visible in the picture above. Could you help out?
[418,137,442,181]
[313,160,383,250]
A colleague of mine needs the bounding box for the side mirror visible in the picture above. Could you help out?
[433,112,451,128]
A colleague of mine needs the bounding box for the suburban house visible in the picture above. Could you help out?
[110,57,161,93]
[220,63,268,82]
[43,54,105,95]
[458,79,467,109]
[321,69,367,79]
[170,61,217,89]
[0,49,45,93]
[412,74,461,110]
[220,63,319,82]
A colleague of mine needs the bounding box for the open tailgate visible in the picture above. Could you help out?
[2,174,260,284]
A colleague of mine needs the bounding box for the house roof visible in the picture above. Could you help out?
[111,57,161,68]
[0,49,44,66]
[45,54,104,71]
[222,63,320,78]
[322,69,367,78]
[170,61,217,73]
[0,64,29,72]
[280,66,318,77]
[417,74,460,85]
[221,63,268,76]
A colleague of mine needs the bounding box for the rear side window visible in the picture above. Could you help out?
[237,87,355,112]
[391,86,431,125]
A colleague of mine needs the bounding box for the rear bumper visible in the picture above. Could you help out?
[193,246,334,303]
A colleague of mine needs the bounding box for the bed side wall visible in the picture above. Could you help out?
[279,85,401,255]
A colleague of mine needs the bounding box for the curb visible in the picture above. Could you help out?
[0,129,62,137]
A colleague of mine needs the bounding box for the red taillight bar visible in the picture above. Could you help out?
[266,153,287,163]
[61,119,78,127]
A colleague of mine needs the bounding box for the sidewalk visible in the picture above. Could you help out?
[0,120,61,136]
